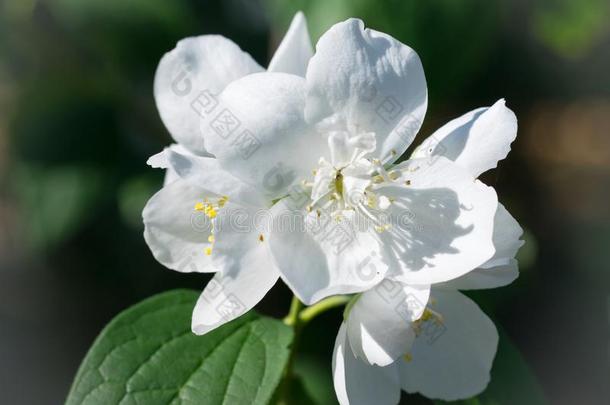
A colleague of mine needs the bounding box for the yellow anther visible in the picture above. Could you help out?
[205,247,213,256]
[218,196,229,207]
[208,235,215,243]
[258,234,264,242]
[420,309,434,322]
[372,175,384,184]
[205,206,217,219]
[420,308,444,324]
[374,224,391,233]
[389,171,400,180]
[194,202,205,211]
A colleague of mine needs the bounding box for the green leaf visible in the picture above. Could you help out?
[66,290,293,405]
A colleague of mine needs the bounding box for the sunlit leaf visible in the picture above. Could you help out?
[66,290,294,405]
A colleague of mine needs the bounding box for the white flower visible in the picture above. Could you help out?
[143,12,313,334]
[332,103,524,404]
[255,18,500,304]
[143,13,520,375]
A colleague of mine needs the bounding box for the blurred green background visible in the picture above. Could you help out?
[1,0,609,404]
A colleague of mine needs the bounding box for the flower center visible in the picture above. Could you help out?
[299,130,401,233]
[334,170,344,196]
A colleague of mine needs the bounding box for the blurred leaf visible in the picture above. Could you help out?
[117,175,160,230]
[13,164,105,250]
[10,80,120,167]
[436,326,547,405]
[533,0,609,58]
[275,375,318,405]
[516,228,538,271]
[66,290,294,405]
[48,0,192,27]
[292,357,336,405]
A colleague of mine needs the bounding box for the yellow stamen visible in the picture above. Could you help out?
[205,247,213,256]
[374,224,391,233]
[205,206,217,219]
[218,196,229,207]
[194,202,205,211]
[208,235,215,243]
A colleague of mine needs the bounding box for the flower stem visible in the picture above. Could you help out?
[278,294,350,403]
[282,295,304,327]
[298,295,351,324]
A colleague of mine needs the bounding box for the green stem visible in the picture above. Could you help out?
[278,294,350,403]
[283,295,304,327]
[299,295,351,324]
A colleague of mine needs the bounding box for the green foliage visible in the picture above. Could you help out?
[533,0,609,58]
[66,290,294,405]
[117,175,160,230]
[13,164,106,250]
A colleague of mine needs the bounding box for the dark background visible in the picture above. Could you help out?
[1,0,609,404]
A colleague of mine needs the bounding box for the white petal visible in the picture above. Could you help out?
[439,203,523,290]
[381,157,498,285]
[154,36,263,154]
[269,201,387,305]
[147,144,204,186]
[399,289,499,401]
[162,166,181,186]
[142,179,217,273]
[305,19,427,162]
[268,11,313,77]
[143,178,271,276]
[146,149,171,170]
[333,323,401,405]
[482,203,524,267]
[440,259,519,290]
[412,99,517,178]
[346,281,430,366]
[200,72,327,200]
[164,147,268,208]
[191,261,279,335]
